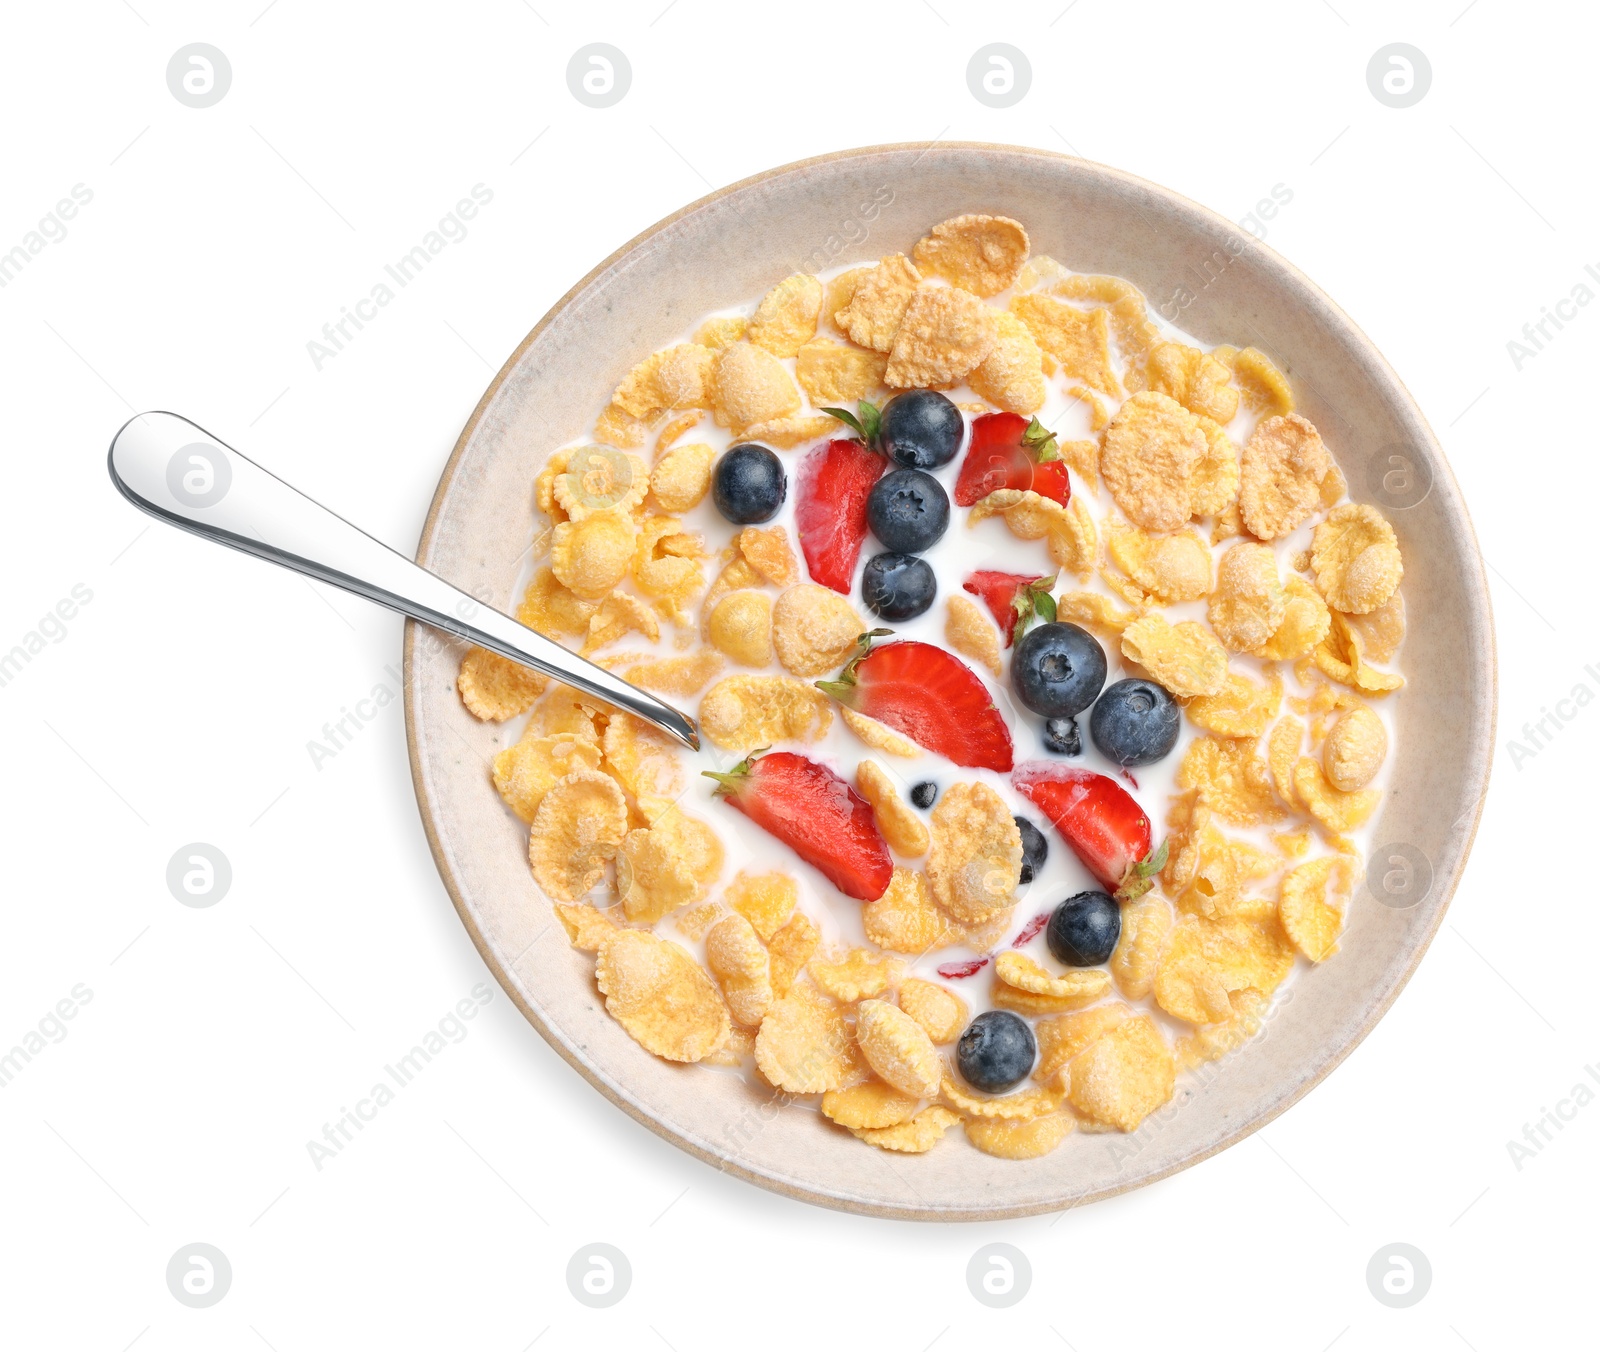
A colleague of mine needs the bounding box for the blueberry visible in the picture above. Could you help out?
[956,1010,1036,1093]
[712,443,786,524]
[1042,716,1082,756]
[1090,678,1180,767]
[881,390,964,469]
[1010,622,1106,719]
[910,781,938,809]
[861,552,936,621]
[1047,891,1121,967]
[867,468,949,554]
[1015,816,1048,885]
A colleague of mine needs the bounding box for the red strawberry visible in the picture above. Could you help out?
[817,635,1014,772]
[964,570,1057,647]
[796,437,885,594]
[1011,763,1166,900]
[706,750,892,901]
[953,413,1071,508]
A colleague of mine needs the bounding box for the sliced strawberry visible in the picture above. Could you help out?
[706,750,892,901]
[1011,763,1166,900]
[1011,912,1051,948]
[937,957,990,979]
[953,413,1071,508]
[817,635,1014,772]
[796,436,885,593]
[963,570,1057,647]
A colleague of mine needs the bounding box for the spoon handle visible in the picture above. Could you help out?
[106,411,700,750]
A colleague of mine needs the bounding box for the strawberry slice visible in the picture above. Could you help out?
[1012,763,1167,900]
[705,750,893,900]
[796,436,885,593]
[964,570,1058,647]
[953,413,1071,508]
[817,634,1014,772]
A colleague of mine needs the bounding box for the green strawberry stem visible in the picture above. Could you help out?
[1115,836,1168,902]
[814,628,893,701]
[702,747,769,796]
[1022,416,1061,463]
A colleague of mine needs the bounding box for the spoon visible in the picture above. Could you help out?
[106,411,701,750]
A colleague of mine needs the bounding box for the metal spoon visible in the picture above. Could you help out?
[106,411,700,750]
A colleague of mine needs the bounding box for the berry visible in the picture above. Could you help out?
[1010,622,1106,719]
[795,437,885,593]
[1090,678,1181,767]
[953,413,1071,508]
[1016,816,1048,884]
[956,1010,1036,1092]
[861,552,937,621]
[1047,891,1122,967]
[867,468,950,553]
[817,633,1014,772]
[880,390,964,469]
[705,751,892,901]
[712,443,786,524]
[910,781,938,809]
[1042,717,1081,756]
[963,570,1056,647]
[1012,763,1166,900]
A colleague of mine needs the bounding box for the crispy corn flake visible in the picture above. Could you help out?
[532,683,604,744]
[897,977,968,1045]
[1211,502,1244,544]
[528,769,629,902]
[1311,503,1404,615]
[940,1077,1062,1121]
[632,514,705,610]
[675,901,723,941]
[1010,294,1121,397]
[821,1079,921,1130]
[927,782,1023,922]
[1314,613,1404,695]
[1154,914,1294,1024]
[596,928,729,1062]
[861,868,957,954]
[492,733,603,823]
[754,982,851,1092]
[722,870,797,943]
[601,712,685,822]
[594,401,650,450]
[518,565,599,638]
[1253,575,1332,661]
[945,594,1002,677]
[1190,417,1241,519]
[771,583,864,677]
[965,1112,1073,1159]
[795,337,887,406]
[457,646,548,721]
[706,590,774,667]
[855,760,931,857]
[733,525,796,587]
[740,413,837,449]
[700,1022,757,1067]
[837,706,922,759]
[884,284,1000,389]
[1065,1015,1174,1131]
[912,214,1029,297]
[700,555,766,635]
[1279,855,1354,962]
[614,651,724,697]
[552,446,649,522]
[655,411,701,453]
[554,900,621,951]
[1208,543,1286,652]
[616,806,724,922]
[1239,413,1332,540]
[615,344,716,422]
[705,913,773,1026]
[1102,391,1207,531]
[551,510,637,601]
[699,675,833,749]
[1047,274,1164,375]
[1267,714,1304,807]
[1108,525,1213,603]
[1059,437,1101,493]
[581,591,661,656]
[1174,989,1268,1070]
[836,253,922,352]
[1293,757,1380,834]
[747,272,822,358]
[1016,254,1070,291]
[1344,591,1405,663]
[1047,495,1100,581]
[968,309,1048,414]
[855,999,943,1098]
[992,970,1112,1017]
[1146,342,1240,425]
[1177,735,1284,825]
[1122,615,1229,698]
[766,911,819,998]
[1324,706,1387,791]
[810,948,903,1003]
[1034,1004,1135,1087]
[822,266,871,327]
[693,314,747,350]
[1218,345,1294,416]
[1111,893,1173,1000]
[996,952,1112,1004]
[710,341,801,431]
[1056,591,1140,638]
[851,1105,960,1153]
[1274,828,1313,858]
[650,442,714,514]
[1184,671,1283,740]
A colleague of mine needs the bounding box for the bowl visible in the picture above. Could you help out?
[403,143,1495,1220]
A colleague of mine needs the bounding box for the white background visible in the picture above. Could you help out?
[0,1,1593,1347]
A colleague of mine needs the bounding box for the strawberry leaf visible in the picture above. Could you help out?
[1012,573,1060,640]
[1033,591,1057,625]
[1114,836,1167,902]
[1022,416,1061,463]
[820,406,865,440]
[821,400,883,449]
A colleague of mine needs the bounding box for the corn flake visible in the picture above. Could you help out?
[706,590,773,666]
[705,913,772,1026]
[821,1079,921,1130]
[675,901,723,942]
[1047,495,1100,581]
[554,900,620,952]
[740,414,837,449]
[711,341,801,431]
[693,315,747,350]
[1344,591,1405,663]
[528,769,628,902]
[810,948,903,1003]
[1253,575,1331,661]
[1034,1004,1135,1088]
[632,515,705,611]
[1189,417,1241,519]
[492,733,603,823]
[996,952,1112,1005]
[650,442,714,514]
[856,999,943,1098]
[613,651,724,697]
[766,911,819,998]
[1311,503,1403,615]
[945,594,1002,677]
[1102,391,1207,531]
[897,977,968,1044]
[1267,715,1304,807]
[1208,543,1286,652]
[861,868,959,954]
[581,591,660,656]
[965,1113,1073,1159]
[1218,345,1294,416]
[602,712,685,822]
[552,510,636,601]
[594,401,650,449]
[1010,294,1120,397]
[1239,413,1332,540]
[596,929,729,1062]
[655,411,701,453]
[1177,735,1284,825]
[836,253,922,352]
[968,309,1047,414]
[754,981,851,1092]
[1065,1015,1175,1131]
[747,272,822,358]
[699,675,833,749]
[940,1076,1062,1121]
[1056,591,1140,638]
[616,806,724,922]
[1111,892,1173,1000]
[1279,855,1355,962]
[912,214,1029,297]
[1184,671,1282,740]
[927,782,1023,922]
[795,338,888,406]
[850,1105,960,1153]
[1324,706,1387,791]
[723,870,797,943]
[1314,613,1404,695]
[1146,342,1240,425]
[884,284,999,389]
[1154,914,1294,1024]
[457,646,548,721]
[1122,615,1229,697]
[518,566,599,638]
[1174,989,1268,1070]
[855,760,930,857]
[1293,757,1380,834]
[1108,525,1213,603]
[771,583,864,677]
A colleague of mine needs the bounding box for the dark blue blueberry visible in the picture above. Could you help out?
[867,468,949,554]
[956,1010,1036,1093]
[1016,816,1048,885]
[861,552,936,621]
[712,443,786,524]
[1042,716,1082,756]
[1090,678,1181,767]
[881,390,964,469]
[1047,891,1121,967]
[1010,622,1106,719]
[910,781,938,809]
